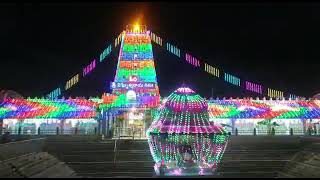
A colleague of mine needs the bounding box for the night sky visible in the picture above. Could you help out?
[1,2,320,98]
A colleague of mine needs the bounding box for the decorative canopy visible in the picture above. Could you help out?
[147,87,230,176]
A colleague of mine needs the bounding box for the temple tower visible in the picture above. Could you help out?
[111,24,160,108]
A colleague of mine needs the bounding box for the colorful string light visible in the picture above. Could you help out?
[0,98,98,119]
[100,44,112,62]
[208,99,320,119]
[224,73,240,86]
[185,53,200,67]
[115,31,124,47]
[147,87,229,176]
[245,81,263,94]
[150,32,163,46]
[204,63,219,78]
[267,88,284,99]
[1,97,320,120]
[65,74,79,90]
[83,59,96,77]
[166,43,180,57]
[47,88,61,99]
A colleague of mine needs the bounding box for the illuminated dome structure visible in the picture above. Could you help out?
[147,87,229,176]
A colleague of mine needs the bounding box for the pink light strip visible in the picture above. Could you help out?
[83,59,97,77]
[185,53,200,67]
[245,81,263,94]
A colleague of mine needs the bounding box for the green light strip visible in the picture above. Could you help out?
[217,106,241,118]
[276,107,307,119]
[122,44,152,53]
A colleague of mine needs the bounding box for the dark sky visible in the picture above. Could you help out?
[1,2,320,98]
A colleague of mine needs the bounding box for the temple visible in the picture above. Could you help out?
[1,24,320,138]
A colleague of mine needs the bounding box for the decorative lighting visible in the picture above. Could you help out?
[166,43,180,57]
[110,24,161,109]
[133,24,140,32]
[0,98,98,119]
[147,87,229,176]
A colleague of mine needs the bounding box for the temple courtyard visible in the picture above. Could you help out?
[0,135,319,178]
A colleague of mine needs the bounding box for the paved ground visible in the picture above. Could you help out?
[44,136,319,178]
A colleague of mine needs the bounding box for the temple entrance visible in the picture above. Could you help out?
[112,108,154,139]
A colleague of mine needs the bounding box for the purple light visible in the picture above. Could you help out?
[246,81,263,94]
[83,59,97,77]
[185,53,200,67]
[175,87,195,94]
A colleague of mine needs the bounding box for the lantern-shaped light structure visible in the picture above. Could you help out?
[147,87,229,176]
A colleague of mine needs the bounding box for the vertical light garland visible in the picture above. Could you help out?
[125,30,303,102]
[204,63,219,77]
[185,53,200,67]
[267,88,284,99]
[47,87,61,99]
[245,81,263,94]
[65,74,79,90]
[150,31,163,46]
[147,87,229,176]
[83,59,97,77]
[100,44,112,62]
[115,31,124,47]
[166,43,180,57]
[224,73,240,86]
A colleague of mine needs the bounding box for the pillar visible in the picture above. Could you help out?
[18,124,21,135]
[0,119,3,135]
[302,119,306,135]
[231,119,235,135]
[106,112,110,137]
[110,113,115,138]
[98,110,103,135]
[97,118,101,135]
[271,127,275,136]
[75,127,78,135]
[18,120,22,135]
[60,119,65,135]
[101,111,107,137]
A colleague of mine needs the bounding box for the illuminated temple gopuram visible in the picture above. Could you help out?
[1,24,320,138]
